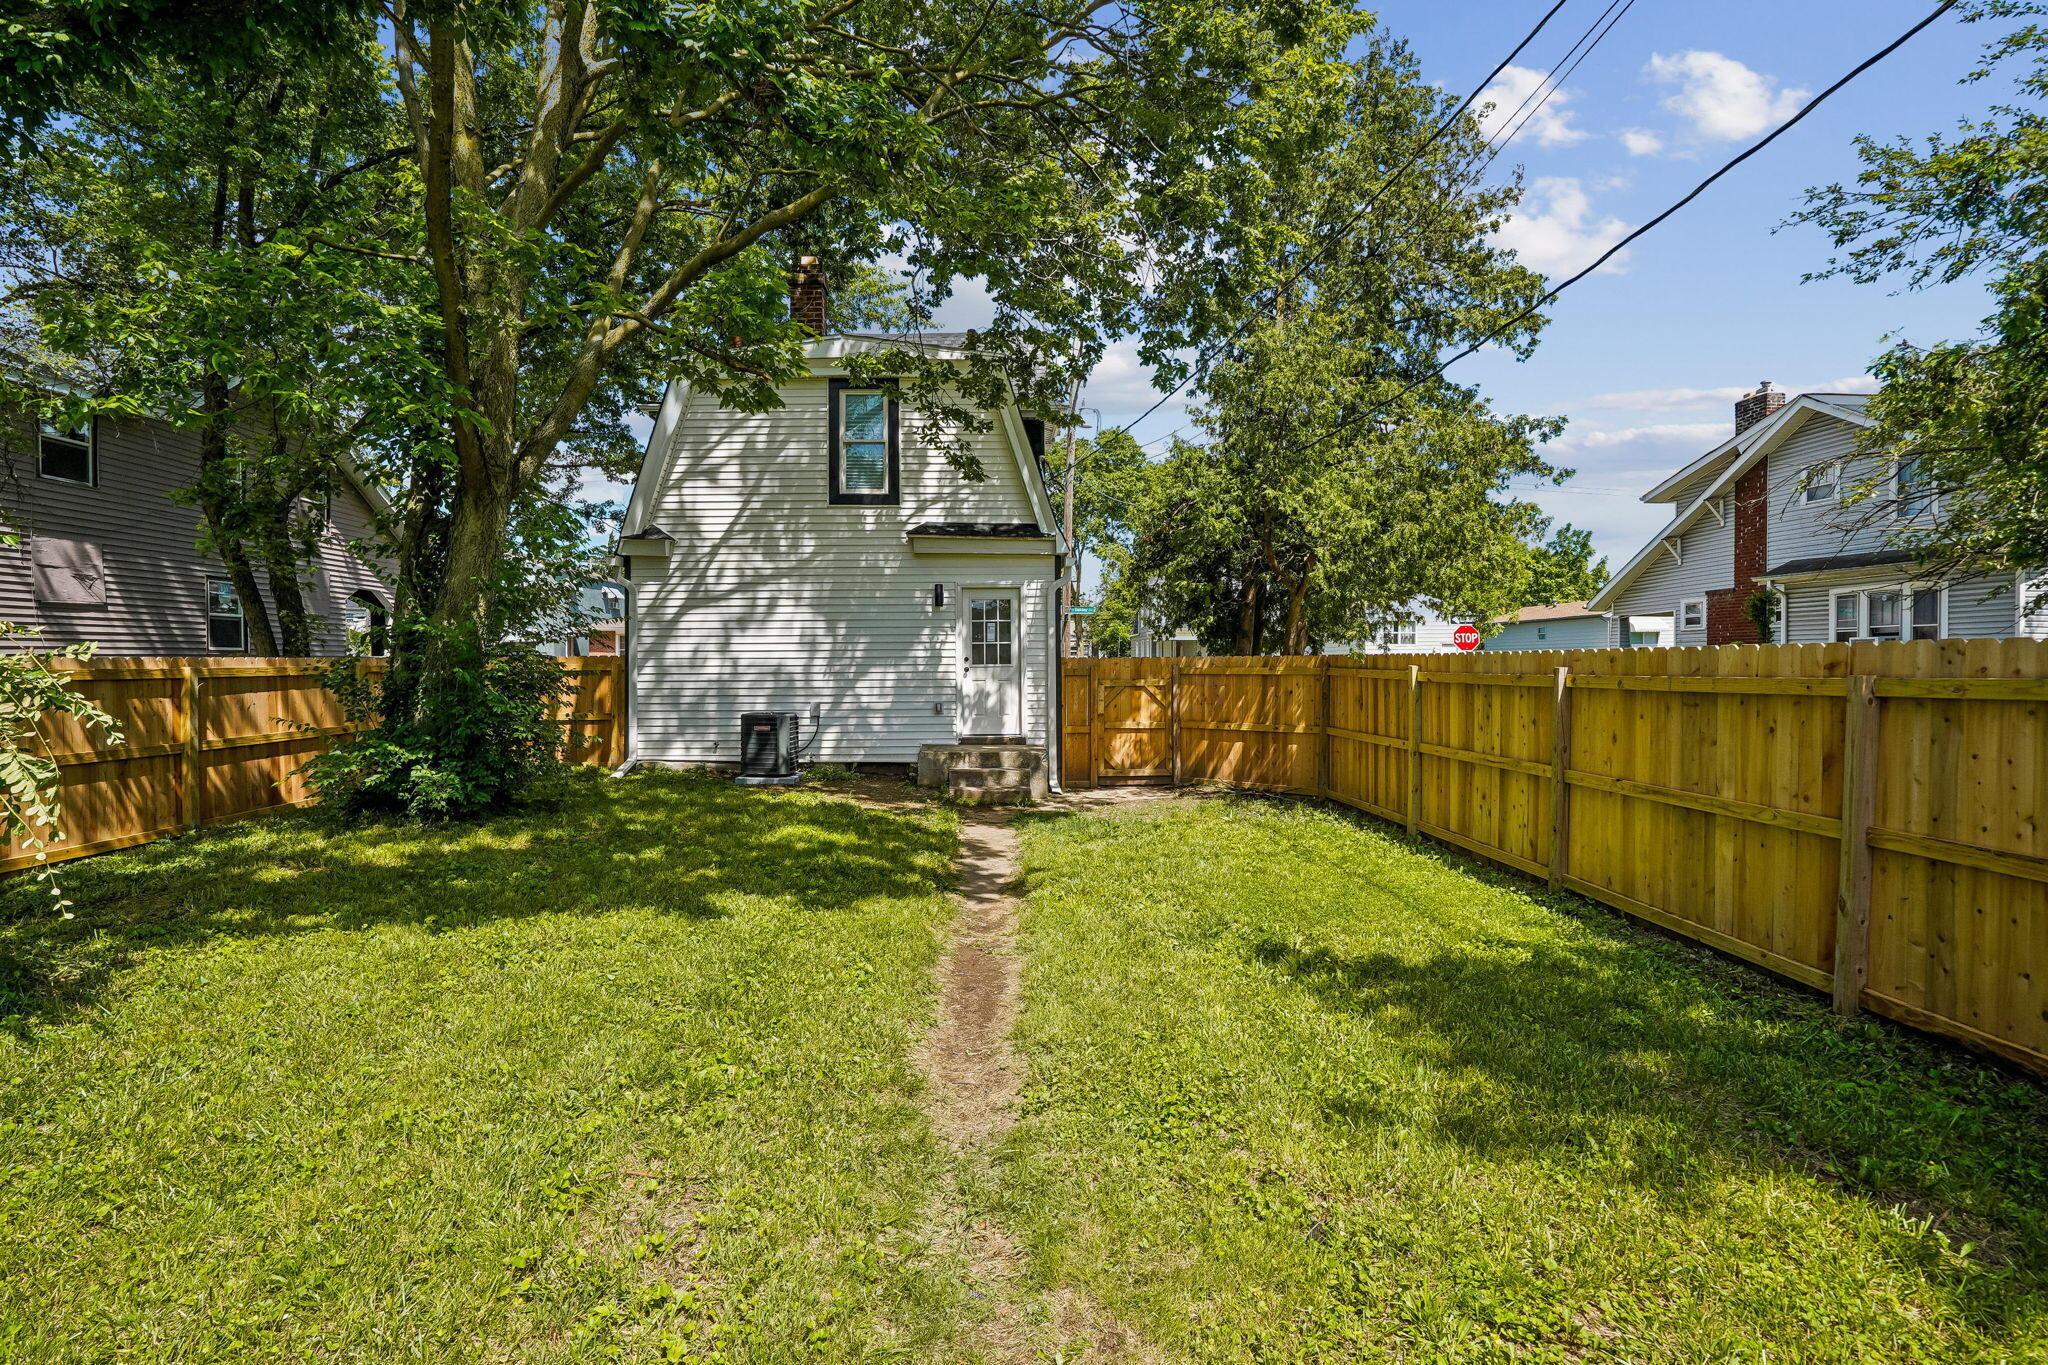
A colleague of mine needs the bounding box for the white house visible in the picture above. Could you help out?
[1329,604,1472,655]
[614,316,1066,791]
[1590,381,2047,647]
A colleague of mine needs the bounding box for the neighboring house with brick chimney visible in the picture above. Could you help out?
[614,260,1067,795]
[1588,382,2048,647]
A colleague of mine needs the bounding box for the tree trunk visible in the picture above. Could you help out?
[195,375,279,656]
[1233,578,1265,655]
[1281,573,1312,655]
[258,511,314,657]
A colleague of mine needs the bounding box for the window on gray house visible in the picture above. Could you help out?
[1896,454,1934,519]
[38,418,94,486]
[1865,589,1903,641]
[1802,461,1839,505]
[208,578,248,652]
[1908,587,1943,641]
[344,592,388,656]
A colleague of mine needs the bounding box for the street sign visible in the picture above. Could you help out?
[1453,623,1481,652]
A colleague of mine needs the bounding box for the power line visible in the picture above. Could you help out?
[1112,0,1577,444]
[1483,0,1640,171]
[1480,0,1626,158]
[1278,0,1960,464]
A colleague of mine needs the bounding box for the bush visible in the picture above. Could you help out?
[305,635,570,822]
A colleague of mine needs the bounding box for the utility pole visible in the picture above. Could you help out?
[1060,374,1082,657]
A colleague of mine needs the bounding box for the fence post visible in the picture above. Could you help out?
[1405,663,1422,836]
[1087,662,1101,790]
[180,662,205,831]
[1549,665,1572,890]
[1832,672,1880,1016]
[1316,656,1331,798]
[1169,658,1183,787]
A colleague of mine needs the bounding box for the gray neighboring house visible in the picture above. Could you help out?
[1,410,393,655]
[1588,382,2048,647]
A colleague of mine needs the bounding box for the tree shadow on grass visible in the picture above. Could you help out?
[0,769,953,1033]
[1245,915,2048,1301]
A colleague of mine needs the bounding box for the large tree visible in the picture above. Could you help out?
[0,25,432,655]
[358,0,1365,781]
[1794,0,2048,593]
[1096,36,1571,655]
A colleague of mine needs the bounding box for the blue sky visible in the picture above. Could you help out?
[597,2,2011,581]
[1074,0,2011,576]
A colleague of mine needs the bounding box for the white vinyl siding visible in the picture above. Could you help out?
[1606,504,1733,647]
[1784,574,2018,644]
[629,376,1056,764]
[1766,414,1883,564]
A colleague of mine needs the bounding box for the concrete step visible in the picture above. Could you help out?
[950,767,1036,789]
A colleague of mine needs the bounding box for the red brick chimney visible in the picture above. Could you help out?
[789,256,828,334]
[1734,379,1786,435]
[1706,381,1781,643]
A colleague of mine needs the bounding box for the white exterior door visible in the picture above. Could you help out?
[959,589,1022,739]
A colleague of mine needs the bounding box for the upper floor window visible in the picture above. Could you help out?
[208,578,247,652]
[828,378,898,505]
[1801,460,1839,505]
[1894,454,1935,520]
[38,418,94,486]
[1679,597,1706,632]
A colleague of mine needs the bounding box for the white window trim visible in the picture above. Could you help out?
[1829,582,1946,643]
[207,576,248,653]
[1889,454,1937,522]
[38,417,96,487]
[1678,597,1706,633]
[836,388,892,496]
[1801,459,1840,506]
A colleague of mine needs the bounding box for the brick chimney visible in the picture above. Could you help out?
[789,255,828,334]
[1734,379,1786,435]
[1705,381,1781,644]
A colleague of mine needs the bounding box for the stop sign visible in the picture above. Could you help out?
[1453,623,1481,652]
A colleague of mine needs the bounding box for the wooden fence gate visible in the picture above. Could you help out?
[1067,657,1177,785]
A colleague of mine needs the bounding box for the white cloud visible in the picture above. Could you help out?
[1576,373,1879,413]
[1495,177,1630,276]
[1620,128,1664,157]
[1477,64,1588,149]
[1550,421,1728,455]
[1645,50,1808,142]
[1084,340,1173,411]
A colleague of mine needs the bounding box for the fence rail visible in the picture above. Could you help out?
[5,655,625,876]
[1061,642,2048,1075]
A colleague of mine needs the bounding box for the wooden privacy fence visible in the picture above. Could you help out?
[1062,643,2048,1075]
[2,655,625,876]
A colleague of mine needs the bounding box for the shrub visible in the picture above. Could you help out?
[305,630,570,822]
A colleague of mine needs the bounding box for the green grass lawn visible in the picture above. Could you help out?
[997,794,2048,1362]
[0,771,977,1363]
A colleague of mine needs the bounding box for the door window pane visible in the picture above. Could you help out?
[840,391,888,492]
[970,597,1013,666]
